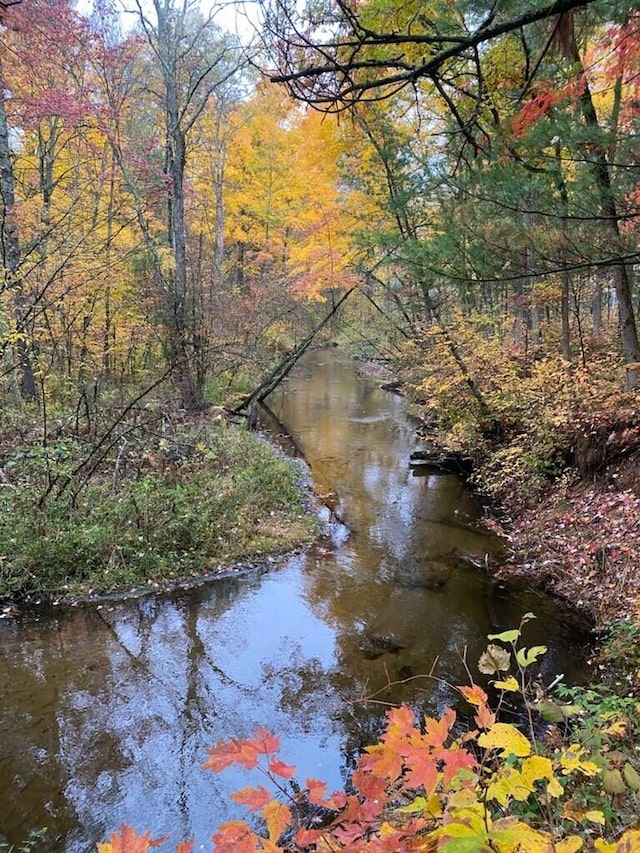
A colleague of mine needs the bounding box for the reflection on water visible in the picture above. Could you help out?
[0,354,590,851]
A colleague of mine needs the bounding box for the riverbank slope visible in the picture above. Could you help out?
[362,356,640,637]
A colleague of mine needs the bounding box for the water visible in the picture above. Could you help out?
[0,354,591,851]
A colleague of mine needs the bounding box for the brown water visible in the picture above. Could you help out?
[0,354,590,851]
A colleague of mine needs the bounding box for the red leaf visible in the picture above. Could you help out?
[268,757,296,779]
[230,785,272,812]
[305,777,327,804]
[295,827,324,847]
[211,820,259,853]
[253,727,280,755]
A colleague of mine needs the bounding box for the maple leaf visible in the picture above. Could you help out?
[305,777,327,803]
[352,765,388,801]
[458,684,488,707]
[385,704,416,740]
[403,749,439,795]
[261,800,292,841]
[211,820,260,853]
[253,727,280,755]
[360,742,404,781]
[96,826,168,853]
[294,827,324,848]
[231,785,272,812]
[268,757,296,779]
[203,738,259,772]
[474,704,496,730]
[423,708,456,747]
[440,745,478,784]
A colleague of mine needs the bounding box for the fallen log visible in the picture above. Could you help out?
[409,449,473,480]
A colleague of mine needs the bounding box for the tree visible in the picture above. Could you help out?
[0,55,37,400]
[260,0,640,387]
[132,0,240,408]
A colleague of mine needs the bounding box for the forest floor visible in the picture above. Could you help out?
[485,451,640,632]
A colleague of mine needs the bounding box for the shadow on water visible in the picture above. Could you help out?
[0,354,592,851]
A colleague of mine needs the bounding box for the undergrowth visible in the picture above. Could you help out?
[0,418,317,600]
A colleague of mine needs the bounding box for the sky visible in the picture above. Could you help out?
[75,0,259,42]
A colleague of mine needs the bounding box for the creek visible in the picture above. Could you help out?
[0,353,591,851]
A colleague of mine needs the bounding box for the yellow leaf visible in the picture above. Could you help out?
[492,676,520,692]
[585,810,606,825]
[490,818,551,852]
[261,800,291,841]
[603,719,627,737]
[487,766,539,806]
[594,841,616,853]
[559,744,599,777]
[556,837,583,853]
[521,755,553,786]
[547,776,564,798]
[617,829,640,851]
[379,821,396,839]
[477,723,531,757]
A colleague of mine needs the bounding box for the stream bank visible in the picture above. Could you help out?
[359,360,640,643]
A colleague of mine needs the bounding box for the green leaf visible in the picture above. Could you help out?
[602,768,626,795]
[440,828,485,853]
[398,796,429,813]
[516,645,547,668]
[623,763,640,792]
[487,629,520,644]
[535,700,566,723]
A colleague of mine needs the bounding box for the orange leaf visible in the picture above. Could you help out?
[423,708,456,747]
[98,826,168,853]
[474,703,496,730]
[385,705,416,740]
[203,738,259,772]
[230,785,272,812]
[268,757,296,779]
[211,820,260,853]
[458,684,489,707]
[305,777,327,803]
[175,843,194,853]
[261,800,292,841]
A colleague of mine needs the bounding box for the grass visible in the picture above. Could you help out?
[0,418,318,601]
